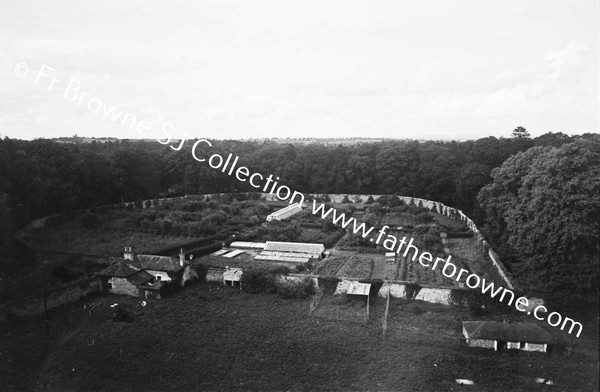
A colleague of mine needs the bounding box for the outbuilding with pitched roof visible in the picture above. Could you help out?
[462,321,553,352]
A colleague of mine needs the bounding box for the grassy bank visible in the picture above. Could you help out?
[0,282,594,391]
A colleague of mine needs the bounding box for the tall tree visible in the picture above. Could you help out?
[478,139,600,298]
[512,126,530,139]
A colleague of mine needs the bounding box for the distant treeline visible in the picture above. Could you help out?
[0,131,589,225]
[0,131,598,301]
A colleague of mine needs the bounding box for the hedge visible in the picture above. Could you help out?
[185,242,222,258]
[149,234,227,255]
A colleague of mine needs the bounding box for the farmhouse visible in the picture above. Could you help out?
[266,204,303,222]
[462,321,553,352]
[97,247,198,299]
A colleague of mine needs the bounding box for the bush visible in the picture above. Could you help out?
[276,279,315,299]
[78,212,102,228]
[422,233,440,250]
[414,211,434,224]
[406,303,425,315]
[180,200,207,212]
[51,265,84,282]
[112,306,135,322]
[389,195,404,207]
[242,265,290,294]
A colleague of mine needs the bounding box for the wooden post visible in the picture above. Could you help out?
[366,292,370,322]
[382,290,390,337]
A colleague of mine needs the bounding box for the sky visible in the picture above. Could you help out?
[1,0,598,141]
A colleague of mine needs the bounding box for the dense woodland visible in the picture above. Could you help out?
[0,130,598,302]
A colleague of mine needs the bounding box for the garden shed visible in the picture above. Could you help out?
[462,321,552,352]
[346,281,371,318]
[223,267,243,288]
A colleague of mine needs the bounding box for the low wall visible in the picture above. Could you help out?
[2,278,103,320]
[377,282,457,305]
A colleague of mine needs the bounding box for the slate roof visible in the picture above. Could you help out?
[97,254,182,281]
[126,270,155,286]
[135,254,183,272]
[97,262,139,278]
[462,321,553,344]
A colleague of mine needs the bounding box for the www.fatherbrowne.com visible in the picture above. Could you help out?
[186,140,583,338]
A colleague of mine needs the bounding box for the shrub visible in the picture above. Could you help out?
[389,195,404,207]
[276,279,315,299]
[407,303,425,315]
[112,306,135,322]
[242,265,290,294]
[414,211,434,224]
[422,233,440,249]
[180,200,207,212]
[79,212,102,228]
[51,265,84,283]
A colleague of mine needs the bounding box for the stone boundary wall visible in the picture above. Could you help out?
[16,191,514,290]
[299,193,514,290]
[1,277,103,321]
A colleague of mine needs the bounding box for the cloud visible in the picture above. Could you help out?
[419,41,595,121]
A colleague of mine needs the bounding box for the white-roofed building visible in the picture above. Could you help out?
[253,241,325,266]
[264,241,325,256]
[266,204,303,222]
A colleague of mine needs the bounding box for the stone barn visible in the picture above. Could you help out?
[462,321,553,352]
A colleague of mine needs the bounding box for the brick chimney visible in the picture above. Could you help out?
[124,246,134,261]
[179,248,185,267]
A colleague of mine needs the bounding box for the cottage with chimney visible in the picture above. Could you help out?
[97,247,198,299]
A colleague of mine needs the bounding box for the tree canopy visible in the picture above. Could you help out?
[478,139,600,298]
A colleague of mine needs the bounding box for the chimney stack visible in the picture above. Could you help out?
[124,246,134,261]
[179,248,185,267]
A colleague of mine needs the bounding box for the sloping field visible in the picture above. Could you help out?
[5,283,594,391]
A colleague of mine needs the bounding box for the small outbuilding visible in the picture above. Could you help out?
[223,267,243,288]
[462,321,553,352]
[266,204,303,222]
[346,281,372,319]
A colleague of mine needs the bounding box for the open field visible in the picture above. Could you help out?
[1,282,597,392]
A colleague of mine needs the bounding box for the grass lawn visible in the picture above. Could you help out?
[0,282,594,392]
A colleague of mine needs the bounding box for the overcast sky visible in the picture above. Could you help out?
[1,0,598,141]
